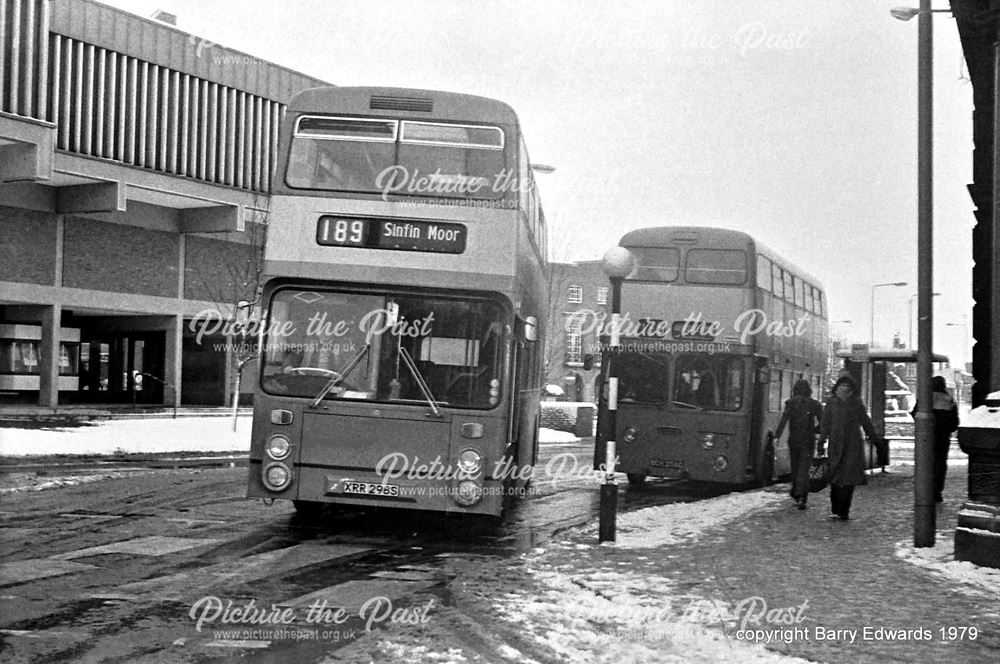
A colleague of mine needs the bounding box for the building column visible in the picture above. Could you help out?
[37,304,61,408]
[163,314,183,408]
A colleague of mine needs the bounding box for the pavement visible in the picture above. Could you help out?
[679,461,1000,663]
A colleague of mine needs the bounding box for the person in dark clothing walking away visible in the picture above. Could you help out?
[911,375,959,504]
[775,379,823,510]
[819,376,877,520]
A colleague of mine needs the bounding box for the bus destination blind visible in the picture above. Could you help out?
[317,216,467,254]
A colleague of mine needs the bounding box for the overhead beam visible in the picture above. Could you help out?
[55,181,126,213]
[179,205,240,233]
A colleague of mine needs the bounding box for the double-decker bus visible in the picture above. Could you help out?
[247,87,547,517]
[594,226,829,486]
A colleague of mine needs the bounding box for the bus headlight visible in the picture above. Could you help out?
[457,449,483,476]
[453,480,483,506]
[262,462,292,491]
[623,427,637,443]
[266,434,291,460]
[713,455,729,472]
[702,433,715,449]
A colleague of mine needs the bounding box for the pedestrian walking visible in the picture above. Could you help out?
[910,375,959,504]
[818,375,877,520]
[775,378,822,510]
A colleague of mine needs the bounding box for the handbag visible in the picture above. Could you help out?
[807,456,830,493]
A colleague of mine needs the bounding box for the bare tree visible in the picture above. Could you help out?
[188,196,269,431]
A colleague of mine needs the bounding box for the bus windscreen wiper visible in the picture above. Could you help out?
[398,346,442,418]
[671,400,703,410]
[309,345,370,408]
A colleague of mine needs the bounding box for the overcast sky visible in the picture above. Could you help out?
[106,0,976,367]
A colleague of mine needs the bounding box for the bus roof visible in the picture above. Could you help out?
[836,349,950,363]
[619,226,825,290]
[287,86,520,125]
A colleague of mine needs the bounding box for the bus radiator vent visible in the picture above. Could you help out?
[370,96,433,113]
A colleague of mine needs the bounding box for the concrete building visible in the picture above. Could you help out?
[0,0,327,409]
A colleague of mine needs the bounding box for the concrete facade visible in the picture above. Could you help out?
[0,0,328,408]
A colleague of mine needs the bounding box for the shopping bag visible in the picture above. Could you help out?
[807,456,830,493]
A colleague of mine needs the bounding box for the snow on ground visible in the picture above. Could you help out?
[489,492,812,664]
[537,427,580,444]
[0,416,252,456]
[605,491,787,549]
[894,533,1000,600]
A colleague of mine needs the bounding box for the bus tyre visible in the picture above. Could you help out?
[292,500,325,519]
[626,473,646,487]
[757,437,776,488]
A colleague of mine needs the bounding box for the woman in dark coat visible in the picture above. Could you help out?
[775,379,823,509]
[819,376,877,520]
[911,375,960,503]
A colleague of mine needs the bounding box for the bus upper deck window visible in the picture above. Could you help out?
[685,249,748,285]
[628,247,680,282]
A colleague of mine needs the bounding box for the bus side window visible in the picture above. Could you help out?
[769,369,782,412]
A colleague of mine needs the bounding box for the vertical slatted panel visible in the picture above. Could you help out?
[126,56,138,163]
[59,37,71,150]
[198,80,209,180]
[50,34,61,146]
[0,0,7,111]
[179,73,189,175]
[94,47,105,157]
[148,65,159,168]
[236,90,246,189]
[261,99,272,192]
[271,102,281,192]
[137,60,148,165]
[82,43,94,154]
[216,84,227,184]
[22,0,34,116]
[157,66,168,171]
[37,0,49,120]
[207,82,218,182]
[71,40,82,153]
[10,0,21,113]
[116,53,126,161]
[225,87,237,185]
[253,95,263,191]
[105,49,117,158]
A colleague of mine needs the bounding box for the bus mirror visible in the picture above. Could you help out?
[583,354,594,371]
[524,316,538,342]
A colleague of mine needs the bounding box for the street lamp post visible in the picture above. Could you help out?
[599,247,635,543]
[870,282,908,347]
[908,292,941,349]
[893,0,946,547]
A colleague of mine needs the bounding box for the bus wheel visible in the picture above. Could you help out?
[626,473,646,487]
[292,500,325,519]
[756,437,776,488]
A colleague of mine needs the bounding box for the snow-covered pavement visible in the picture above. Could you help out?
[0,416,253,456]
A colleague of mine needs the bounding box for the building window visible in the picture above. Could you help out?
[596,287,608,305]
[567,285,583,303]
[565,322,582,365]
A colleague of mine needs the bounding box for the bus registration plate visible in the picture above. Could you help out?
[650,459,684,469]
[341,481,400,497]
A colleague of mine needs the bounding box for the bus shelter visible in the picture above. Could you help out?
[835,348,950,469]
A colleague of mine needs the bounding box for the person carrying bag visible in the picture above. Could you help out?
[775,379,823,510]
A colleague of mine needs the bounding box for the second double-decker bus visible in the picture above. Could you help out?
[247,87,548,517]
[594,226,829,486]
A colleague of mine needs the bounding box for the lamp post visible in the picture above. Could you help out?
[870,282,908,347]
[908,292,941,349]
[598,246,635,543]
[892,1,951,547]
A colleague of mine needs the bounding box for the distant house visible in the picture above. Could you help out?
[544,260,608,402]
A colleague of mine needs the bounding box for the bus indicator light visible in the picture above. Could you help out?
[623,427,637,443]
[713,455,728,472]
[702,433,715,449]
[454,480,483,506]
[263,462,292,491]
